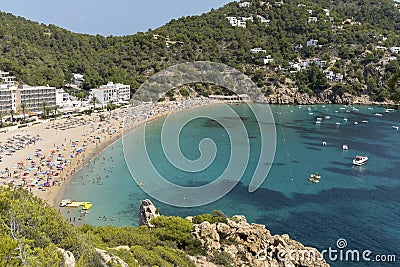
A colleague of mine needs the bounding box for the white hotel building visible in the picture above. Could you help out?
[0,71,17,112]
[90,82,130,107]
[0,70,57,113]
[18,84,57,112]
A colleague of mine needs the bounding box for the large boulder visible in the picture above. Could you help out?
[138,199,159,227]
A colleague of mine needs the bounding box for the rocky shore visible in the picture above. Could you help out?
[261,87,396,106]
[189,215,329,267]
[140,200,330,267]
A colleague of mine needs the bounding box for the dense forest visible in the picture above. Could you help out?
[1,0,400,101]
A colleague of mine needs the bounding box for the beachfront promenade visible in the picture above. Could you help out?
[0,98,217,207]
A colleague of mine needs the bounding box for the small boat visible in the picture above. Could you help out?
[66,202,80,208]
[336,122,341,125]
[310,173,321,179]
[342,144,349,150]
[374,113,383,117]
[309,173,321,183]
[393,126,399,130]
[59,199,72,207]
[83,203,92,210]
[354,122,358,125]
[353,156,368,166]
[325,116,331,119]
[362,120,368,123]
[316,117,323,121]
[315,121,321,124]
[343,118,348,121]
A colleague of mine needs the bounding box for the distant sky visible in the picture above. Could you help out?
[0,0,233,36]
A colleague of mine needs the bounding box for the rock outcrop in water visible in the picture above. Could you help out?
[190,215,329,267]
[138,199,160,227]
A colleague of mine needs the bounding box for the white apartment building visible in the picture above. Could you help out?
[0,70,58,114]
[90,82,130,107]
[0,71,17,112]
[0,87,17,112]
[18,85,57,113]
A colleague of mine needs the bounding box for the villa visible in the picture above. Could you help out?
[306,39,319,47]
[239,1,251,8]
[308,17,318,23]
[250,48,267,53]
[389,47,400,54]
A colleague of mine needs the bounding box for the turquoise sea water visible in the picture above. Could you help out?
[61,104,400,266]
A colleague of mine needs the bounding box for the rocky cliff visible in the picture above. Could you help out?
[189,215,329,267]
[138,199,160,227]
[262,87,396,106]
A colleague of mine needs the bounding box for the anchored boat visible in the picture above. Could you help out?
[352,156,368,166]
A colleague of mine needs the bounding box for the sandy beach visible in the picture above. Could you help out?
[0,97,218,208]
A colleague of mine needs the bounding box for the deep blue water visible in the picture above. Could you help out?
[61,104,400,266]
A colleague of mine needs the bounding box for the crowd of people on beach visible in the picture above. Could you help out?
[0,97,219,209]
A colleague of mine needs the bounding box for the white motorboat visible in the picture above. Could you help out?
[353,156,368,166]
[342,144,349,150]
[59,199,72,207]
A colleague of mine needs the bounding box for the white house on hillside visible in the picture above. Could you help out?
[390,47,400,54]
[307,39,319,47]
[250,48,267,53]
[73,73,84,88]
[308,17,318,23]
[239,1,251,7]
[257,15,270,23]
[263,55,274,64]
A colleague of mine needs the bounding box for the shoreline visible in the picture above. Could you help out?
[1,100,393,211]
[0,98,219,209]
[52,131,123,208]
[53,99,223,208]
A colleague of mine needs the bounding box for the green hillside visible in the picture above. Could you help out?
[0,187,201,266]
[0,0,399,100]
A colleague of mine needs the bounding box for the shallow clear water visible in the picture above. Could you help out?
[61,104,400,266]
